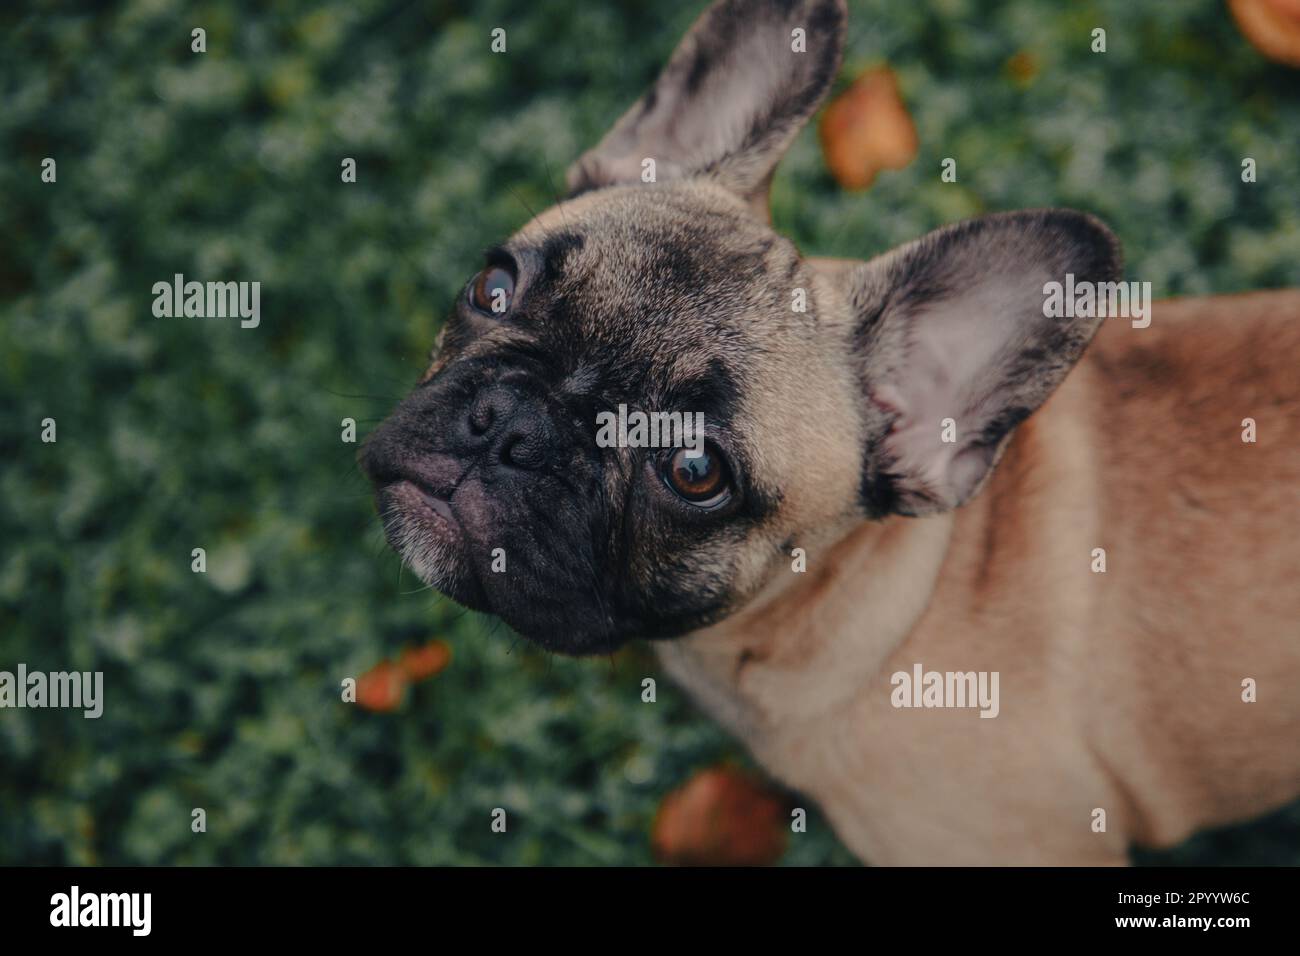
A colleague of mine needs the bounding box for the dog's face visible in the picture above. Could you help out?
[362,182,862,652]
[362,0,1121,654]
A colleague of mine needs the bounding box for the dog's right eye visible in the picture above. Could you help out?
[468,266,515,315]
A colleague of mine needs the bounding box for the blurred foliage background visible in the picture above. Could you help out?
[1,0,1298,865]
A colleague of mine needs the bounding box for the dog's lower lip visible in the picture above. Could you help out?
[391,479,458,526]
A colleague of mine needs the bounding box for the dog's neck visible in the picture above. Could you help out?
[656,505,956,739]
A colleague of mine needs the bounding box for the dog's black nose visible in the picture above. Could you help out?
[466,387,511,437]
[466,387,556,472]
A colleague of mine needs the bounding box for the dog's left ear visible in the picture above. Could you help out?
[566,0,847,220]
[843,209,1124,517]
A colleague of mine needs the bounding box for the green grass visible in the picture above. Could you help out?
[1,0,1297,865]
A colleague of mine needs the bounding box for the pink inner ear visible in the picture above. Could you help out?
[883,413,962,507]
[868,286,1037,508]
[872,384,953,504]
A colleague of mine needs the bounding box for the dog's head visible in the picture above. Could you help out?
[362,0,1121,654]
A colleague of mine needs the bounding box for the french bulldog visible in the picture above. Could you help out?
[361,0,1300,864]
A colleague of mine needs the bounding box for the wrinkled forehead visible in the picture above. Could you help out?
[502,182,797,403]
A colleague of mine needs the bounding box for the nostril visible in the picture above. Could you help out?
[500,430,545,470]
[467,388,516,437]
[468,400,494,435]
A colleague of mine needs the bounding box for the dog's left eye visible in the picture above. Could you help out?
[662,444,732,508]
[469,266,515,315]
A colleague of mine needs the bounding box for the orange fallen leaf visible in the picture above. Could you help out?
[819,66,919,191]
[651,766,789,866]
[356,660,407,712]
[1229,0,1300,67]
[399,640,452,682]
[1261,0,1300,18]
[1004,50,1040,88]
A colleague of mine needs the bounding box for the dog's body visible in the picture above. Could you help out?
[660,284,1300,864]
[363,0,1300,864]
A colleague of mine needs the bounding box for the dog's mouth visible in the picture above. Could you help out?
[367,451,463,533]
[371,468,628,654]
[368,452,494,610]
[388,478,459,531]
[361,436,630,654]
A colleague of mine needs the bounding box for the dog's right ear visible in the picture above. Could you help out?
[566,0,847,220]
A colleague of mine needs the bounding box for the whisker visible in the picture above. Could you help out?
[506,183,541,226]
